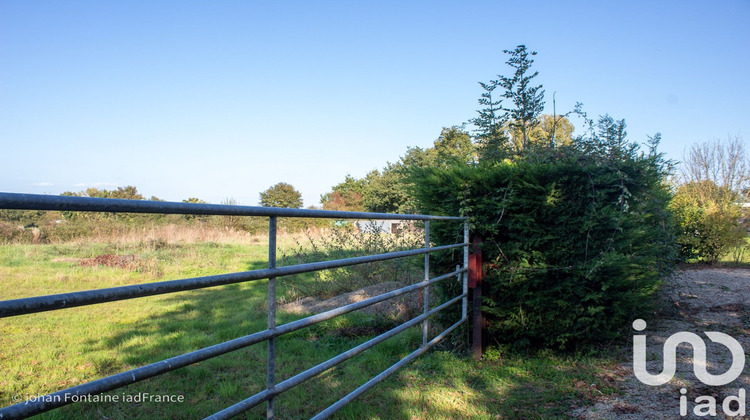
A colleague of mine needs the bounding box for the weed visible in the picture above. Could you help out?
[279,221,424,302]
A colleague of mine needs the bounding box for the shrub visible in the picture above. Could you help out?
[670,180,745,264]
[0,222,26,243]
[408,144,675,349]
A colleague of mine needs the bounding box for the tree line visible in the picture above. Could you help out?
[0,182,311,242]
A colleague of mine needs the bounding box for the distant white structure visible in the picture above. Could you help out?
[355,220,402,234]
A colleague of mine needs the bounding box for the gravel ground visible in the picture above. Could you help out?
[574,267,750,419]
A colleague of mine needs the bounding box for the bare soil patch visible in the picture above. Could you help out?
[78,254,137,269]
[280,281,421,321]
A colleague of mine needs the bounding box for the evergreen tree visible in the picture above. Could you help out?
[471,80,509,161]
[499,45,545,151]
[472,45,546,159]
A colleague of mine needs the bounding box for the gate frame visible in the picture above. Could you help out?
[0,192,470,419]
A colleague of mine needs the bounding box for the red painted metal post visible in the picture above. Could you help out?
[468,254,481,288]
[469,235,483,360]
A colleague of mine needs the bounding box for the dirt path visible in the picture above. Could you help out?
[574,267,750,419]
[280,281,421,320]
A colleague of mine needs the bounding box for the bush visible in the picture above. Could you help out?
[0,222,27,243]
[408,144,675,349]
[670,180,745,264]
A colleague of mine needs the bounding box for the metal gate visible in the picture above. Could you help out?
[0,192,468,419]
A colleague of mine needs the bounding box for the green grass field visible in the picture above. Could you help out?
[1,240,619,419]
[719,236,750,265]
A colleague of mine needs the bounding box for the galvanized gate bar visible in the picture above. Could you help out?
[463,223,469,320]
[206,294,466,420]
[0,267,467,419]
[0,192,465,221]
[274,268,466,338]
[267,216,278,420]
[422,220,430,347]
[0,243,464,318]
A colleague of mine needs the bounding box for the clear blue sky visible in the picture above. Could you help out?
[2,0,748,208]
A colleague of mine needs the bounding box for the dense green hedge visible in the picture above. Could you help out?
[409,146,675,348]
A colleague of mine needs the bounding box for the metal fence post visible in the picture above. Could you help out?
[422,221,430,347]
[267,216,277,420]
[462,222,469,321]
